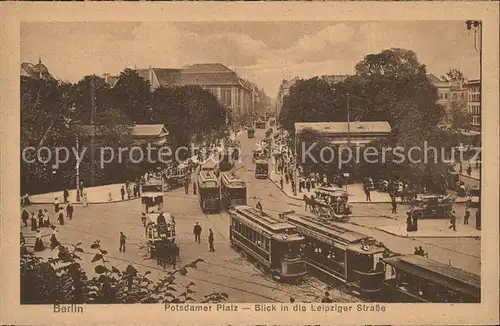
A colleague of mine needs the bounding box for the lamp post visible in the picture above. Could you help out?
[69,103,81,202]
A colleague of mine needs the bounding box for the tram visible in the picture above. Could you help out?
[281,211,388,298]
[140,178,165,215]
[247,127,255,139]
[220,172,247,207]
[197,169,221,213]
[228,205,307,283]
[381,254,480,303]
[255,159,269,179]
[219,149,234,172]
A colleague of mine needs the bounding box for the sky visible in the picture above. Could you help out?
[21,21,480,99]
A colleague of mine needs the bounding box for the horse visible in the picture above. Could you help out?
[155,241,180,269]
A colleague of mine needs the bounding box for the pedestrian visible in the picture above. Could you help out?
[54,197,60,213]
[475,208,481,230]
[390,196,397,214]
[119,232,127,252]
[365,188,371,202]
[208,229,215,252]
[63,189,69,203]
[466,165,472,176]
[321,291,333,303]
[406,212,413,232]
[34,229,45,252]
[305,177,311,192]
[193,180,197,195]
[418,246,428,257]
[79,181,84,197]
[184,179,189,195]
[50,225,60,249]
[285,173,289,184]
[414,246,420,255]
[57,209,65,226]
[464,208,470,225]
[82,192,88,207]
[127,185,132,200]
[66,202,74,220]
[459,163,463,174]
[21,208,29,227]
[43,209,50,227]
[108,189,113,202]
[280,176,283,189]
[256,201,263,212]
[193,222,202,244]
[448,210,456,231]
[30,212,37,231]
[120,186,125,200]
[37,209,44,227]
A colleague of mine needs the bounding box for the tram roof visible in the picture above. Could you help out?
[383,254,480,297]
[255,159,268,164]
[284,213,373,246]
[144,178,163,186]
[198,170,219,187]
[230,206,297,232]
[221,172,246,188]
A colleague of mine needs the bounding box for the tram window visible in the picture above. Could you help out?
[264,238,270,251]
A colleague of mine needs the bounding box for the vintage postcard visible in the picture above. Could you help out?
[0,2,498,325]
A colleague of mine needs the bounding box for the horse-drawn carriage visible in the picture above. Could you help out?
[145,213,179,268]
[306,187,352,222]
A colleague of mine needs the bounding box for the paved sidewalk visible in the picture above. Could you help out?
[270,171,397,203]
[270,171,468,204]
[28,182,139,205]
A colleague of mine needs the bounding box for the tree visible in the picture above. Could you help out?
[280,77,342,134]
[448,101,470,130]
[112,69,152,123]
[442,68,465,82]
[152,86,228,147]
[351,48,443,135]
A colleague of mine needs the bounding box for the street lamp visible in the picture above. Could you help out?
[69,103,81,202]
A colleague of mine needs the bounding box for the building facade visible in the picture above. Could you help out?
[464,79,481,131]
[275,77,299,118]
[427,74,467,125]
[102,63,255,118]
[295,121,392,147]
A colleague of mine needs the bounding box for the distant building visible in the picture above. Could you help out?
[275,77,299,118]
[320,74,351,86]
[20,58,56,82]
[427,73,467,125]
[464,79,481,131]
[101,63,255,117]
[295,121,391,147]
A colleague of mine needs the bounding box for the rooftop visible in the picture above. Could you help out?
[295,121,392,135]
[132,124,168,137]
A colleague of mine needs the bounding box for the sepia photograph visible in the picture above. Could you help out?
[1,2,499,325]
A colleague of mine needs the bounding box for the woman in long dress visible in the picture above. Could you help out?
[30,213,37,231]
[50,226,60,249]
[34,229,45,252]
[57,209,64,226]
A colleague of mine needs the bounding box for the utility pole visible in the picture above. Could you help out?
[346,92,351,145]
[89,78,96,187]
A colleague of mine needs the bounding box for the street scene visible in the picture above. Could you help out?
[20,21,481,304]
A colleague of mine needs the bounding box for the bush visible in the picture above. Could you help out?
[20,240,228,304]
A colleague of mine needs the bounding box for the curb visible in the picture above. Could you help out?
[348,221,481,239]
[27,197,140,206]
[268,175,468,204]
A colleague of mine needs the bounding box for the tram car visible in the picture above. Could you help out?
[197,169,221,213]
[255,159,269,179]
[381,254,480,303]
[220,172,247,208]
[228,205,307,283]
[247,127,255,139]
[141,178,165,217]
[281,211,389,298]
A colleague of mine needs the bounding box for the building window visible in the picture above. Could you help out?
[461,93,464,99]
[221,88,232,107]
[444,93,448,100]
[452,93,457,100]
